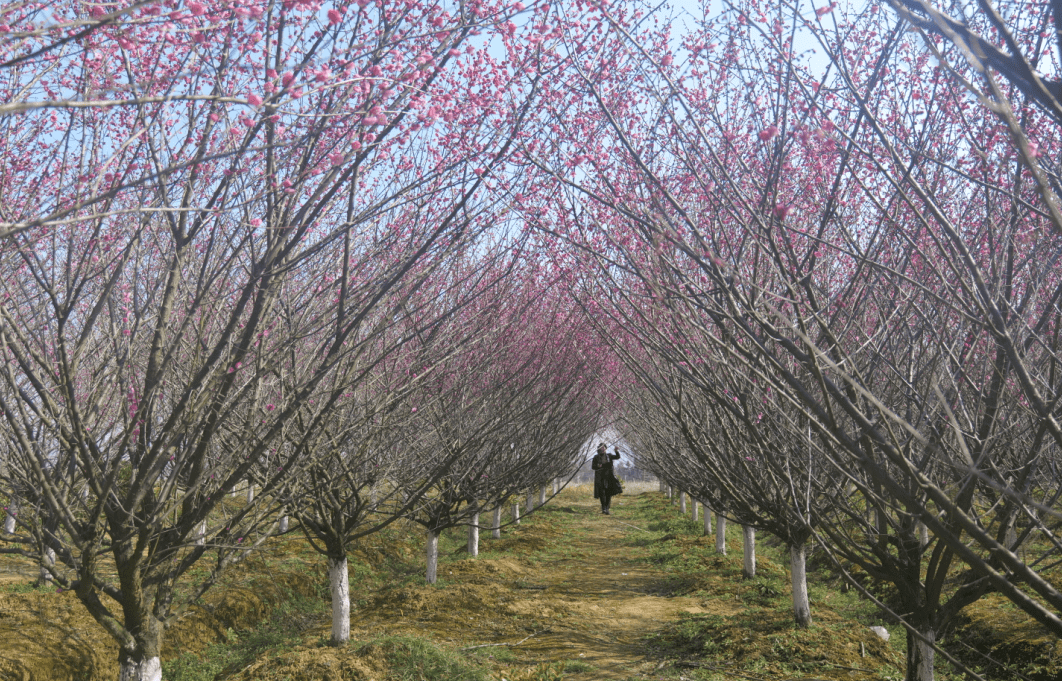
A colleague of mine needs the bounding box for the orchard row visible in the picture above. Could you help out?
[2,2,1062,681]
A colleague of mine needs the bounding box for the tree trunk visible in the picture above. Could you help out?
[790,542,812,627]
[491,506,502,539]
[467,512,479,557]
[715,512,726,554]
[195,520,206,546]
[525,492,533,514]
[703,505,712,537]
[279,515,289,533]
[3,497,16,534]
[329,555,350,645]
[658,479,666,493]
[39,546,55,585]
[553,478,559,495]
[691,500,698,523]
[117,616,164,681]
[426,529,440,584]
[118,654,162,681]
[538,486,546,507]
[246,483,254,504]
[679,491,687,514]
[906,625,936,681]
[512,502,520,525]
[918,521,929,548]
[666,485,672,499]
[742,526,756,578]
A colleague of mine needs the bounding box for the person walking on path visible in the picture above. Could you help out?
[592,443,623,514]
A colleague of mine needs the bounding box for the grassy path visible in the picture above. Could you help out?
[507,490,714,679]
[334,484,726,680]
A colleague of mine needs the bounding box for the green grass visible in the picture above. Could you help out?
[358,635,492,681]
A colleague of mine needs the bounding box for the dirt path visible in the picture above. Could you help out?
[348,488,726,680]
[511,494,712,678]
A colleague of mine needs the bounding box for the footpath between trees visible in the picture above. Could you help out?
[0,485,1051,680]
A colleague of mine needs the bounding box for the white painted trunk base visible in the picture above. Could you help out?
[426,530,440,584]
[468,513,479,557]
[526,493,534,513]
[742,526,756,578]
[913,628,936,681]
[715,514,726,554]
[491,507,502,540]
[703,507,712,537]
[538,487,546,507]
[279,515,289,533]
[679,492,687,514]
[691,500,698,523]
[246,483,254,504]
[40,546,55,584]
[329,556,350,645]
[196,520,206,546]
[512,502,520,525]
[119,656,162,681]
[790,543,811,627]
[3,499,16,534]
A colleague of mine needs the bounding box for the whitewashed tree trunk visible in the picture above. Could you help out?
[538,486,546,507]
[742,525,756,578]
[119,656,162,681]
[246,482,254,504]
[39,546,56,584]
[3,498,16,534]
[526,492,534,513]
[715,512,726,554]
[703,505,712,537]
[918,521,929,548]
[553,478,559,495]
[790,543,812,627]
[196,520,206,546]
[691,500,698,523]
[491,506,502,539]
[279,515,289,533]
[908,626,936,681]
[679,491,687,514]
[658,479,667,493]
[512,502,520,525]
[426,530,440,584]
[467,511,479,557]
[231,485,237,497]
[329,556,350,645]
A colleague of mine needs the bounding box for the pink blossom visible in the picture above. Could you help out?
[188,1,207,16]
[328,8,342,23]
[773,203,791,219]
[247,93,263,107]
[758,125,779,141]
[815,3,837,17]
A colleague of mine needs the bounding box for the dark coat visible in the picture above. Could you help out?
[592,451,623,499]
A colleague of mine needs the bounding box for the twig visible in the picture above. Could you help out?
[611,519,649,533]
[460,629,548,650]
